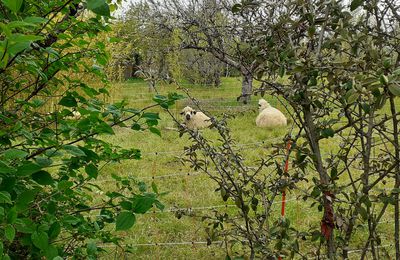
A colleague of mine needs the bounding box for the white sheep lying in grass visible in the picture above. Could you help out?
[66,110,81,120]
[180,106,211,130]
[256,99,287,128]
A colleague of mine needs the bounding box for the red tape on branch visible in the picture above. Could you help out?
[279,138,292,260]
[280,139,292,217]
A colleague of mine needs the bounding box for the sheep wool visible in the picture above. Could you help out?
[256,99,287,128]
[66,110,81,120]
[181,106,211,130]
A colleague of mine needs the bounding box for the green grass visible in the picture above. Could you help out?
[97,77,397,259]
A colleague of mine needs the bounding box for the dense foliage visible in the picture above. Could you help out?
[0,0,181,258]
[159,0,400,259]
[108,2,226,86]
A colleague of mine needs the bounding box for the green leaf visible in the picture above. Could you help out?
[345,89,359,104]
[1,0,23,12]
[16,162,42,176]
[58,94,77,107]
[8,21,36,29]
[120,201,132,210]
[149,127,161,137]
[4,225,15,242]
[155,201,165,211]
[321,128,335,138]
[48,222,61,239]
[32,171,54,185]
[9,34,44,42]
[2,148,28,159]
[380,74,389,85]
[35,157,53,167]
[389,84,400,96]
[16,190,37,211]
[0,161,14,173]
[8,34,44,55]
[231,3,241,13]
[132,194,156,214]
[63,215,81,225]
[8,41,30,56]
[31,231,49,250]
[44,245,58,259]
[87,0,110,16]
[115,211,136,231]
[311,187,321,198]
[131,123,141,131]
[146,118,158,127]
[85,164,98,179]
[87,241,97,255]
[350,0,363,11]
[151,182,158,194]
[153,95,167,104]
[142,112,160,120]
[358,206,368,220]
[15,218,35,233]
[24,16,48,24]
[95,121,114,135]
[7,207,17,224]
[330,167,338,180]
[109,37,121,43]
[63,145,86,157]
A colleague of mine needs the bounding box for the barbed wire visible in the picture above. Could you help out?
[98,240,224,248]
[347,244,393,254]
[161,198,299,213]
[93,165,265,184]
[93,140,384,185]
[97,239,394,256]
[116,97,257,104]
[87,198,300,217]
[140,138,283,156]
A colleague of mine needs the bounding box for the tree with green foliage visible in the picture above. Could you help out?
[0,0,181,258]
[172,0,400,259]
[149,0,261,103]
[180,49,224,86]
[111,2,174,83]
[104,21,139,81]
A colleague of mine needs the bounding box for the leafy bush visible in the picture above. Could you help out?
[0,0,181,258]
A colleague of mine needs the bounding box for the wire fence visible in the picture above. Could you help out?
[98,240,224,248]
[87,197,300,218]
[139,138,283,156]
[94,96,396,258]
[99,241,394,251]
[154,197,299,214]
[97,238,395,259]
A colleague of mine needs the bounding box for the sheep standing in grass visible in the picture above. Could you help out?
[256,99,287,128]
[180,106,211,130]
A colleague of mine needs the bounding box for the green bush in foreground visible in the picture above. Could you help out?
[0,0,181,258]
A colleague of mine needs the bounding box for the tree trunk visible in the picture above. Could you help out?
[390,94,400,260]
[239,72,252,104]
[303,105,336,258]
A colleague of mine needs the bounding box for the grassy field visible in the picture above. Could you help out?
[96,77,396,259]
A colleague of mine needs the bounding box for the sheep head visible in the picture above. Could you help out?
[180,106,197,121]
[258,99,271,112]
